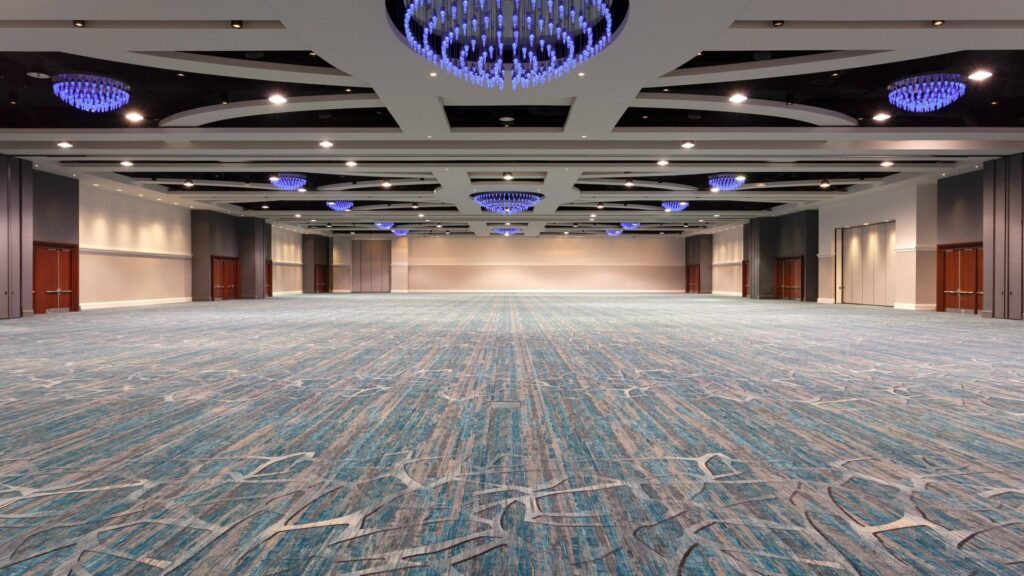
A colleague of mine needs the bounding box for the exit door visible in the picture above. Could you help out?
[212,257,240,301]
[938,244,983,314]
[33,244,79,314]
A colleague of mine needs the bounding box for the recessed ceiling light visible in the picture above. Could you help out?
[73,20,86,28]
[729,93,748,104]
[662,88,670,92]
[120,160,134,167]
[710,187,720,193]
[657,159,670,166]
[880,161,895,167]
[26,70,50,79]
[681,140,695,149]
[736,175,746,182]
[173,202,179,205]
[418,213,425,217]
[183,179,195,187]
[350,231,355,235]
[589,213,597,218]
[429,71,438,77]
[771,20,785,27]
[319,140,334,148]
[564,231,569,235]
[124,111,144,122]
[502,171,514,181]
[382,180,393,188]
[931,19,945,27]
[156,197,161,201]
[230,20,243,29]
[756,182,766,187]
[310,219,317,222]
[268,175,280,182]
[261,205,269,209]
[624,179,635,187]
[138,193,143,197]
[968,70,993,81]
[581,135,587,139]
[411,203,419,209]
[268,94,288,105]
[597,203,605,209]
[714,214,720,218]
[345,160,358,167]
[436,224,442,228]
[176,72,186,78]
[56,141,73,149]
[577,71,586,77]
[294,214,302,218]
[297,187,307,193]
[698,219,704,222]
[819,179,831,189]
[505,221,511,225]
[873,112,891,122]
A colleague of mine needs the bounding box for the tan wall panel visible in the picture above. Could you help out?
[818,255,835,302]
[80,188,190,255]
[711,263,743,296]
[271,228,303,264]
[409,236,685,266]
[273,263,302,294]
[332,265,351,292]
[408,265,685,292]
[80,253,191,308]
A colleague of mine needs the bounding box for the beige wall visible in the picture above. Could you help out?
[79,187,192,309]
[391,237,409,292]
[331,236,353,293]
[711,227,744,296]
[406,236,685,292]
[272,228,303,294]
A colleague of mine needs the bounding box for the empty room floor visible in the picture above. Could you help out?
[0,295,1022,575]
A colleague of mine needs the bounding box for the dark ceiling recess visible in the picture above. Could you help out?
[237,201,457,211]
[208,108,398,128]
[577,172,892,191]
[125,172,387,191]
[189,51,335,69]
[653,50,1024,128]
[0,52,369,129]
[558,200,783,212]
[445,106,571,128]
[679,51,833,70]
[618,107,810,128]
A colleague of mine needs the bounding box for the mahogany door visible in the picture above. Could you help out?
[33,244,78,314]
[685,264,700,293]
[314,265,329,293]
[265,260,273,297]
[212,257,240,301]
[742,260,749,297]
[938,244,983,313]
[774,257,803,301]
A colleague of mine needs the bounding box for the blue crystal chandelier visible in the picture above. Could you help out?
[661,201,689,213]
[620,222,640,230]
[472,191,543,214]
[887,73,966,113]
[326,201,354,211]
[392,228,410,236]
[708,173,746,191]
[51,73,131,113]
[271,173,308,191]
[605,228,622,237]
[402,0,616,90]
[492,226,523,236]
[374,221,395,230]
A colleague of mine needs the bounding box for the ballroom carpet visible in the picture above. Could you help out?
[0,294,1022,575]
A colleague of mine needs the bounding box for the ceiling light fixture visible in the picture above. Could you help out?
[729,93,748,104]
[662,201,689,212]
[375,222,395,230]
[597,203,605,209]
[771,20,785,27]
[411,203,419,209]
[73,20,86,28]
[931,19,945,27]
[401,0,617,90]
[681,140,696,149]
[606,229,623,237]
[873,112,892,122]
[968,69,993,81]
[120,161,133,167]
[270,173,307,191]
[52,73,131,113]
[326,201,355,212]
[493,227,524,237]
[57,141,74,149]
[319,140,334,148]
[261,205,269,210]
[230,20,243,29]
[624,179,635,188]
[268,93,288,105]
[880,161,895,167]
[621,222,640,231]
[472,191,543,214]
[710,186,721,193]
[124,111,144,122]
[345,160,358,167]
[657,159,670,167]
[819,179,831,189]
[381,180,393,188]
[392,228,411,236]
[888,73,965,113]
[708,173,746,191]
[183,179,194,188]
[502,172,514,181]
[418,213,425,217]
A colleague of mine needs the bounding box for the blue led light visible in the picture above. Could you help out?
[374,221,395,230]
[402,0,617,90]
[708,173,746,191]
[472,192,543,214]
[325,201,354,212]
[271,173,307,191]
[661,201,690,213]
[620,222,641,230]
[887,73,966,113]
[391,228,410,237]
[492,227,523,236]
[605,229,623,237]
[51,73,130,113]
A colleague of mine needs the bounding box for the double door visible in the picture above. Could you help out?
[685,264,700,294]
[314,264,330,293]
[33,244,78,314]
[775,257,803,300]
[212,257,240,301]
[938,245,983,314]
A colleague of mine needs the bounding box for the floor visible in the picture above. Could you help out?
[0,294,1022,575]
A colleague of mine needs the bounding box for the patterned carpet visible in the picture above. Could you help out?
[0,294,1022,575]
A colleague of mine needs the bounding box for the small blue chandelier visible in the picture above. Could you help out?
[374,221,395,230]
[605,228,622,237]
[708,173,746,191]
[271,173,308,191]
[887,73,966,113]
[326,201,354,212]
[492,226,523,236]
[392,228,410,237]
[51,73,131,113]
[472,191,542,214]
[661,201,689,213]
[620,222,640,230]
[402,0,616,90]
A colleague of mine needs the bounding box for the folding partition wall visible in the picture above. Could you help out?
[837,221,897,306]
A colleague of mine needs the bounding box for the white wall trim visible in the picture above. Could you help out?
[331,289,352,293]
[894,302,937,311]
[895,246,937,253]
[711,260,744,267]
[272,290,303,295]
[273,261,303,266]
[391,289,410,293]
[712,290,743,297]
[817,297,836,304]
[80,247,192,260]
[80,297,192,310]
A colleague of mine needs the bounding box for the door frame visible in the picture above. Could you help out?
[33,241,80,314]
[936,242,983,313]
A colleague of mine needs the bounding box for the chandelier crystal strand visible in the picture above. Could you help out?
[492,226,524,236]
[472,191,543,214]
[707,173,746,192]
[51,73,131,113]
[403,0,615,90]
[620,222,640,230]
[391,228,410,237]
[605,228,622,237]
[326,201,354,211]
[374,221,396,230]
[887,73,966,113]
[661,201,689,213]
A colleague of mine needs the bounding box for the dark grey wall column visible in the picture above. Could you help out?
[983,154,1024,319]
[938,171,984,245]
[776,210,819,302]
[191,211,241,301]
[746,217,777,299]
[237,217,270,299]
[0,156,33,319]
[301,235,330,293]
[685,234,712,293]
[33,171,78,245]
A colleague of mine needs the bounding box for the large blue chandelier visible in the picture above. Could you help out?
[374,221,395,230]
[708,173,746,191]
[271,173,308,191]
[661,201,689,213]
[326,201,354,211]
[52,73,131,113]
[492,226,523,236]
[605,228,622,237]
[402,0,616,90]
[620,222,640,230]
[392,228,410,236]
[887,73,966,113]
[472,191,542,214]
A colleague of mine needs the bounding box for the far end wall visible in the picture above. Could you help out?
[272,227,303,294]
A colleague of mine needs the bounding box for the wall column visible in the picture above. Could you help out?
[0,156,32,319]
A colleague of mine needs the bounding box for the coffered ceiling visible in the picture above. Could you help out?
[1,0,1022,237]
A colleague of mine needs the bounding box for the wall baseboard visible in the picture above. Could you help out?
[817,298,836,304]
[80,297,192,310]
[272,291,303,295]
[331,290,352,294]
[407,289,687,293]
[711,290,743,297]
[391,289,410,293]
[894,302,937,311]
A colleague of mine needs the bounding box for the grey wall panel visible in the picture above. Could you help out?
[302,235,316,293]
[1009,155,1023,320]
[1,157,34,319]
[885,222,897,307]
[237,217,269,300]
[19,166,33,315]
[994,160,1007,318]
[191,210,242,301]
[982,163,995,316]
[0,158,9,319]
[937,170,984,245]
[33,171,78,245]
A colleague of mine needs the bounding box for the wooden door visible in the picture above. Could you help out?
[774,257,803,301]
[212,258,225,301]
[33,244,77,314]
[212,257,240,301]
[685,264,700,294]
[742,260,749,297]
[938,244,983,314]
[314,265,329,293]
[265,260,273,297]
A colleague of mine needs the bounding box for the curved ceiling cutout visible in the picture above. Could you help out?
[316,179,438,191]
[73,50,369,87]
[631,93,858,127]
[160,93,383,127]
[575,179,699,191]
[645,50,954,88]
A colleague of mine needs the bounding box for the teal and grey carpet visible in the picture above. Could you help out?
[0,294,1022,575]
